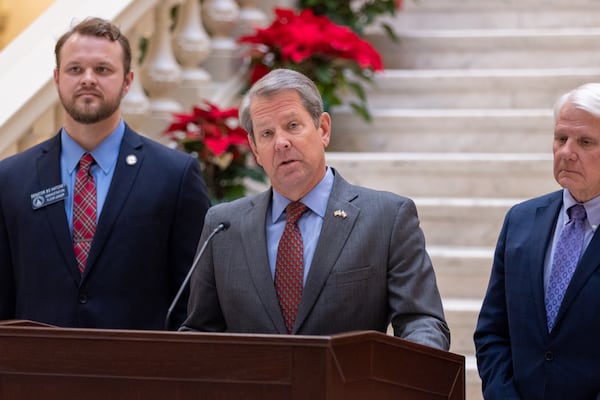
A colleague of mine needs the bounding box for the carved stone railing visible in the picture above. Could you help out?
[0,0,288,159]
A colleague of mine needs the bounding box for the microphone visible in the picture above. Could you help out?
[164,221,230,330]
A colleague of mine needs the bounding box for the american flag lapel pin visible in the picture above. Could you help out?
[333,209,348,219]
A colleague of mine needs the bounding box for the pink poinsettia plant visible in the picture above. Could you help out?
[164,101,265,202]
[238,7,384,121]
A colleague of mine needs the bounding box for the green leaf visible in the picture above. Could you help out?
[350,102,372,122]
[381,23,400,43]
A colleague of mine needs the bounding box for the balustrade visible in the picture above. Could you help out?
[0,0,287,157]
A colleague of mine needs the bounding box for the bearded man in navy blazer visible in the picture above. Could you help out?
[180,69,450,350]
[474,83,600,399]
[0,17,210,330]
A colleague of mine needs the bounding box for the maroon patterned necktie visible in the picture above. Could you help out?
[275,201,308,333]
[72,153,96,274]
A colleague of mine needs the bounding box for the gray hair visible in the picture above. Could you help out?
[239,69,323,142]
[554,82,600,121]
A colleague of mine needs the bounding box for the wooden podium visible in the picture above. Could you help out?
[0,321,464,399]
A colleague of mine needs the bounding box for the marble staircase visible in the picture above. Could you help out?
[325,1,600,398]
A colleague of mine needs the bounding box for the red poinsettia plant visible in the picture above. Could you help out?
[164,101,265,202]
[238,7,384,122]
[299,0,403,38]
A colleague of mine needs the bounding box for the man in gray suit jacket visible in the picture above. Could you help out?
[181,69,450,350]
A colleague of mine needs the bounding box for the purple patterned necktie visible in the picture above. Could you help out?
[275,201,307,333]
[73,154,97,274]
[545,204,586,332]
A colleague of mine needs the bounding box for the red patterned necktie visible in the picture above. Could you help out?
[73,153,97,274]
[275,201,308,333]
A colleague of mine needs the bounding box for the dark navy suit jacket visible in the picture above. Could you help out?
[0,125,210,330]
[475,190,600,399]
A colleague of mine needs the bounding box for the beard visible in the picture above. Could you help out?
[59,86,124,125]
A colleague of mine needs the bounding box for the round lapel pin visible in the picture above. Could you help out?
[126,154,137,166]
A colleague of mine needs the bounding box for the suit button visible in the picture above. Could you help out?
[78,294,88,304]
[545,351,554,361]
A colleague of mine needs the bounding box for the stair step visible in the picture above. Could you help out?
[444,300,483,399]
[429,246,493,299]
[365,68,600,109]
[391,0,600,30]
[352,3,592,399]
[416,197,515,247]
[368,28,600,69]
[386,312,483,399]
[326,152,559,198]
[444,299,481,362]
[330,108,553,153]
[465,355,483,400]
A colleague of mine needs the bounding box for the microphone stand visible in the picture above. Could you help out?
[164,222,229,330]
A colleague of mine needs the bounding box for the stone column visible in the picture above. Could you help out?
[139,0,183,137]
[172,0,212,109]
[201,0,240,82]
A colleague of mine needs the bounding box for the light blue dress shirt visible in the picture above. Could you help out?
[544,189,600,291]
[266,167,334,285]
[60,119,125,233]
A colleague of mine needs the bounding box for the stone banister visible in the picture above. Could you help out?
[0,0,283,159]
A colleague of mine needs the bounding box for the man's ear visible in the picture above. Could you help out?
[248,134,263,167]
[319,112,331,148]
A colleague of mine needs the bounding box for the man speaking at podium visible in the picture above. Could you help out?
[180,69,450,351]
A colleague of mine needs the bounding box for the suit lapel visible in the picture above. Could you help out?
[240,191,288,333]
[529,193,562,333]
[294,174,359,333]
[36,134,80,282]
[83,128,143,277]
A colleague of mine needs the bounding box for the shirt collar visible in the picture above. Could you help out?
[61,119,125,175]
[271,166,334,223]
[563,189,600,229]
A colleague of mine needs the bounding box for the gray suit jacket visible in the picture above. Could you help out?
[182,169,450,350]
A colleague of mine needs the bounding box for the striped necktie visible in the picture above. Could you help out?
[72,153,97,274]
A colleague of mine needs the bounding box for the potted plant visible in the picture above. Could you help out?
[299,0,404,39]
[164,101,265,202]
[238,7,384,122]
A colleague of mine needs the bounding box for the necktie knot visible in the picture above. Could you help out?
[568,204,586,222]
[285,202,307,225]
[78,153,95,175]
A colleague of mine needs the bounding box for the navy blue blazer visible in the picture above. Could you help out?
[474,190,600,399]
[0,125,210,330]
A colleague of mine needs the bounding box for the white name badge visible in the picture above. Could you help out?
[31,183,68,210]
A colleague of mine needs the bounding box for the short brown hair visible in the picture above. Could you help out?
[54,17,132,75]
